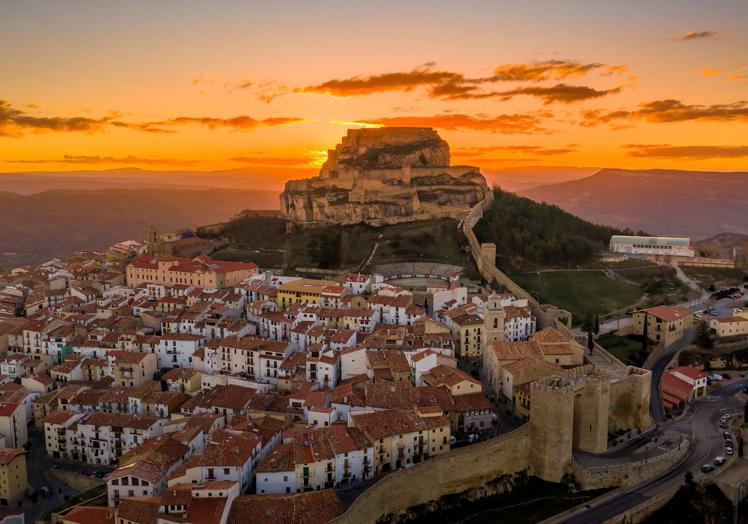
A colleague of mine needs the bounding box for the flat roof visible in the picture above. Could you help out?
[610,235,690,247]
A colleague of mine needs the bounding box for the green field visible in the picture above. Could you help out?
[509,269,645,325]
[597,333,646,366]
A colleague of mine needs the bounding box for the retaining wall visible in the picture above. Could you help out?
[332,424,532,523]
[574,437,690,490]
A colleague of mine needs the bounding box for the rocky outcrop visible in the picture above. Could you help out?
[280,127,489,225]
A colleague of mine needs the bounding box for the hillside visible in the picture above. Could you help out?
[520,168,748,238]
[0,188,278,267]
[475,188,624,269]
[694,232,748,261]
[201,213,472,274]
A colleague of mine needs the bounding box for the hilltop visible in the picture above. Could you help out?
[475,188,625,269]
[520,168,748,237]
[280,128,489,225]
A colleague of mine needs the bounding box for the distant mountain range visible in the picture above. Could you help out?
[520,168,748,238]
[484,166,599,192]
[0,188,278,267]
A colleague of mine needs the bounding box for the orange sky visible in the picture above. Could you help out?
[1,1,747,178]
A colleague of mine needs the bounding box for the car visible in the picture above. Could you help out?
[726,447,734,455]
[714,456,727,466]
[722,414,732,420]
[450,436,457,446]
[723,430,731,437]
[401,463,415,470]
[694,314,703,321]
[50,464,60,469]
[40,486,50,497]
[720,422,727,429]
[710,374,724,381]
[701,464,715,473]
[723,373,732,380]
[733,308,743,314]
[743,387,748,394]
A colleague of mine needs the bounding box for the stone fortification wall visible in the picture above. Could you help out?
[332,424,532,523]
[574,436,690,490]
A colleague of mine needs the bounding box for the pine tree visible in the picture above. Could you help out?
[587,331,594,353]
[594,314,600,336]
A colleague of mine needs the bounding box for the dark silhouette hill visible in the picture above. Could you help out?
[520,169,748,238]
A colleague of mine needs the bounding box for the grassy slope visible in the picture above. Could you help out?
[509,270,643,324]
[200,213,473,274]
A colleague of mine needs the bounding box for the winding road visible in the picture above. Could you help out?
[554,340,745,524]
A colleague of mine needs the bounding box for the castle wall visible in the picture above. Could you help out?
[331,424,532,523]
[573,374,611,453]
[573,436,690,490]
[529,378,575,482]
[609,368,653,432]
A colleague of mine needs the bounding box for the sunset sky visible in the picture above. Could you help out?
[2,0,748,177]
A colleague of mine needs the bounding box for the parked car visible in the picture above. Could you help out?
[733,308,743,314]
[40,486,50,497]
[694,314,703,321]
[723,373,732,380]
[701,464,715,473]
[714,456,727,466]
[710,374,724,381]
[726,447,734,456]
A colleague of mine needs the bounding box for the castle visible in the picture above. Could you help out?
[279,127,490,226]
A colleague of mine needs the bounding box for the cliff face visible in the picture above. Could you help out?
[280,127,489,225]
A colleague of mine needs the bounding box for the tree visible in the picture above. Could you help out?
[587,331,594,353]
[582,311,594,333]
[594,314,600,336]
[684,470,694,486]
[694,321,715,349]
[744,400,748,425]
[642,313,649,354]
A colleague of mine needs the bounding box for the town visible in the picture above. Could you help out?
[0,210,745,524]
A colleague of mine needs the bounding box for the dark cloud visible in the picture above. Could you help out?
[363,113,548,134]
[582,99,748,125]
[7,154,197,166]
[299,64,464,96]
[229,155,314,166]
[1,99,302,137]
[492,60,610,82]
[0,99,113,137]
[453,145,575,156]
[136,115,304,132]
[298,60,626,101]
[624,144,748,159]
[495,84,621,104]
[673,30,720,41]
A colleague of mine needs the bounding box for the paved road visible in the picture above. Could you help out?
[649,330,695,424]
[558,379,747,523]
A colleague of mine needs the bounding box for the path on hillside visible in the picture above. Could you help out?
[358,234,383,271]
